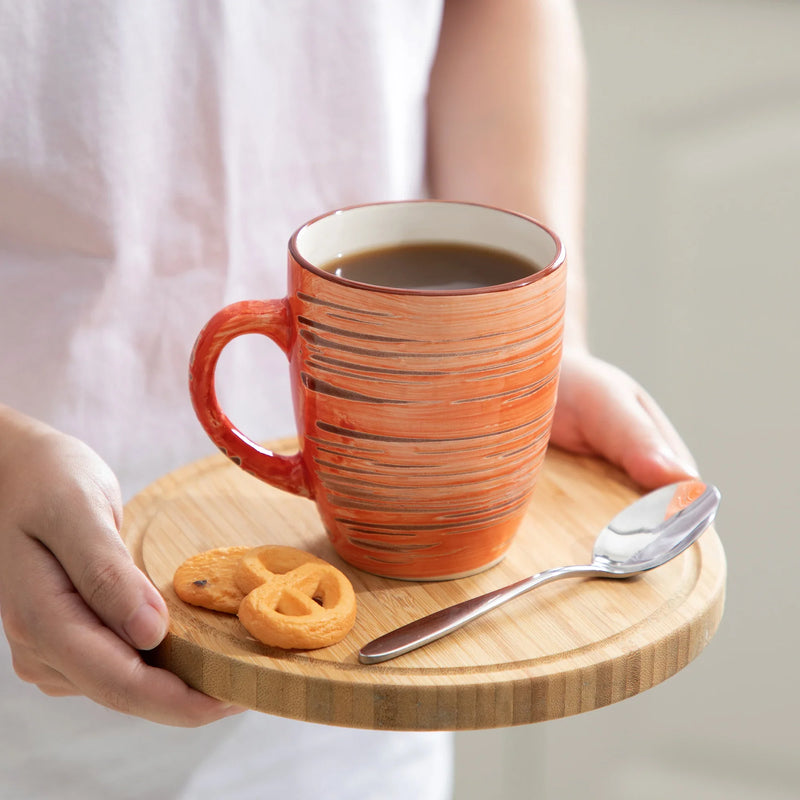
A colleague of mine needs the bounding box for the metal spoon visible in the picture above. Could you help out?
[358,479,720,664]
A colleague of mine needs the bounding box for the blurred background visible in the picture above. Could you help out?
[454,1,800,797]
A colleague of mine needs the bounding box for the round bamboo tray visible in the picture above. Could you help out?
[122,439,726,731]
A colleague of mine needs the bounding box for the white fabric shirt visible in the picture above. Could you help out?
[0,2,452,797]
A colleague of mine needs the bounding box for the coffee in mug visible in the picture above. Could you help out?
[320,242,539,291]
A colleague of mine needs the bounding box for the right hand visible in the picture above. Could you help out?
[551,349,699,489]
[0,407,243,726]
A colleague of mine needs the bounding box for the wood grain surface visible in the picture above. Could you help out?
[122,439,726,731]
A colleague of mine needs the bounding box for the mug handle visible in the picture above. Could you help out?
[188,299,312,499]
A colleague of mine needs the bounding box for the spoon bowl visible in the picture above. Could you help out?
[591,480,719,573]
[358,479,721,664]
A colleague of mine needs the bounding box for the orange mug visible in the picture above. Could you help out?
[190,201,566,580]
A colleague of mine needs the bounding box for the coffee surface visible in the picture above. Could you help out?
[320,242,539,291]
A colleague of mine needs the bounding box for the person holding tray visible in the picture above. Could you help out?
[0,1,696,798]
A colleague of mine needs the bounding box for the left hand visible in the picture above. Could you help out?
[551,348,699,489]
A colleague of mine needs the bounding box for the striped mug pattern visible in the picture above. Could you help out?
[190,201,566,580]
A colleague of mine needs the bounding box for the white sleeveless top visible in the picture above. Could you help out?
[0,2,452,797]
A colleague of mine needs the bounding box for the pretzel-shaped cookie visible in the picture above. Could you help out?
[234,545,329,595]
[173,545,357,650]
[173,546,251,614]
[235,546,357,650]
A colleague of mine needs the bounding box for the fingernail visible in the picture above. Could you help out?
[124,603,168,650]
[656,446,699,479]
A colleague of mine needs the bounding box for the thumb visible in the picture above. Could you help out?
[55,507,169,651]
[26,438,169,651]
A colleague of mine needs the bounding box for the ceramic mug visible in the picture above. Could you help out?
[189,201,566,580]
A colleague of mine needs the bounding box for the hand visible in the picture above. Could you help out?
[0,408,243,726]
[551,349,699,489]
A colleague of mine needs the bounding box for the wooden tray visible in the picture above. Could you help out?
[122,438,726,731]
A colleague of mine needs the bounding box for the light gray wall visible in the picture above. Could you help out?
[455,2,800,797]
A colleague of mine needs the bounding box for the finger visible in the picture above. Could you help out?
[10,648,77,697]
[24,460,169,652]
[587,370,699,489]
[7,537,244,726]
[55,600,244,726]
[634,388,697,472]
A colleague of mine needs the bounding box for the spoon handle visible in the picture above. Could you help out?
[358,564,605,664]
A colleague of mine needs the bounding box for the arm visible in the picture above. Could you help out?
[427,0,696,487]
[428,0,587,349]
[0,405,242,725]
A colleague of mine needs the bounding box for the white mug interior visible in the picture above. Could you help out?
[292,201,563,290]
